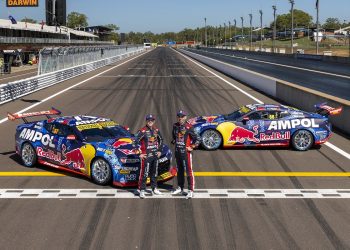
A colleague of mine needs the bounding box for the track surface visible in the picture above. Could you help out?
[185,48,350,100]
[0,48,349,249]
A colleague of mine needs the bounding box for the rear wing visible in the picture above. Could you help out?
[315,103,342,117]
[7,107,62,123]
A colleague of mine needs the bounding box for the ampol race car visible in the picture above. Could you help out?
[189,103,342,151]
[8,108,176,187]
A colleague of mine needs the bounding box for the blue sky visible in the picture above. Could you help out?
[0,0,349,33]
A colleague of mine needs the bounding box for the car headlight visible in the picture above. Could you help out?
[194,126,201,135]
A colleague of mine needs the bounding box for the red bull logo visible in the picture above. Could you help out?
[229,125,260,143]
[61,145,85,170]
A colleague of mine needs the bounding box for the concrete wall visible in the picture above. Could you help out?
[180,49,350,135]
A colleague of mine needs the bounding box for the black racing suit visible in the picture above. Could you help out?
[172,122,200,191]
[135,125,163,191]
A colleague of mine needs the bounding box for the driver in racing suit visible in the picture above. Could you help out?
[171,110,200,199]
[135,114,163,199]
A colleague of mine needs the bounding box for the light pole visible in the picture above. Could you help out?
[249,14,253,51]
[204,17,207,47]
[224,22,227,49]
[241,17,244,46]
[289,0,295,54]
[229,21,232,49]
[316,0,320,54]
[273,5,277,53]
[259,10,263,51]
[234,19,237,40]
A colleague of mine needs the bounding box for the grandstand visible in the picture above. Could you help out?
[0,18,113,73]
[0,18,98,41]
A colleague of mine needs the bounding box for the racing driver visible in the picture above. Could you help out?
[171,110,200,199]
[136,114,164,199]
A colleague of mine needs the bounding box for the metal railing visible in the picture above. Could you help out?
[0,36,114,45]
[38,45,142,75]
[0,47,145,105]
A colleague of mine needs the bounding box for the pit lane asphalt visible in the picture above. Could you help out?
[185,47,350,100]
[0,47,349,249]
[0,67,38,85]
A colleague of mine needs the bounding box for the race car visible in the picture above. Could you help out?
[8,108,176,187]
[189,103,342,151]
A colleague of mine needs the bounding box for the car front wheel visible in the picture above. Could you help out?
[291,130,314,151]
[201,129,222,150]
[91,158,112,185]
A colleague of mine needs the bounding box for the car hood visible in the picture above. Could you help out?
[188,115,225,125]
[92,137,170,157]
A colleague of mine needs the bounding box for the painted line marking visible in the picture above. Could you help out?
[1,171,350,177]
[198,49,350,80]
[176,49,350,160]
[0,189,349,199]
[0,50,150,125]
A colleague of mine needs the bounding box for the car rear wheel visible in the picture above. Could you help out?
[21,142,37,167]
[201,129,222,150]
[291,130,314,151]
[91,158,112,185]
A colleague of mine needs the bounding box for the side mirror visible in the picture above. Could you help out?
[67,134,76,140]
[242,116,249,125]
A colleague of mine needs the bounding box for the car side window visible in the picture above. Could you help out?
[248,112,261,120]
[260,111,282,120]
[50,123,74,136]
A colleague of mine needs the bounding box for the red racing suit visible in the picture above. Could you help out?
[172,122,200,191]
[135,125,163,190]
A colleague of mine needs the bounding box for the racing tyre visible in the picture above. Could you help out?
[21,142,37,167]
[291,130,314,151]
[91,158,112,185]
[201,129,222,150]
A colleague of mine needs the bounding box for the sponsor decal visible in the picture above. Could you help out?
[229,125,259,143]
[259,131,290,141]
[75,118,109,126]
[122,167,138,171]
[119,170,131,174]
[118,149,136,155]
[203,116,217,123]
[76,121,117,131]
[125,174,137,181]
[6,0,38,8]
[19,128,55,148]
[158,157,168,163]
[268,119,319,131]
[37,147,62,162]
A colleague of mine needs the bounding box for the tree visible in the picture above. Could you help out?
[21,18,37,23]
[102,24,120,42]
[67,12,88,29]
[272,9,313,30]
[323,18,341,29]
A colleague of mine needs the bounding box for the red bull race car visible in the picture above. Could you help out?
[189,103,342,151]
[8,108,176,187]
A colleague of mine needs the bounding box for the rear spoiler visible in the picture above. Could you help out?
[315,103,342,116]
[7,107,62,123]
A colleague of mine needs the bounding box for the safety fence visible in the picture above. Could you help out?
[0,47,145,105]
[38,45,142,75]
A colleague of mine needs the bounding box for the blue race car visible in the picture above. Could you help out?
[188,103,342,151]
[8,108,176,187]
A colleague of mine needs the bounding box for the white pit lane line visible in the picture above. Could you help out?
[0,50,150,125]
[0,189,350,199]
[175,49,350,161]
